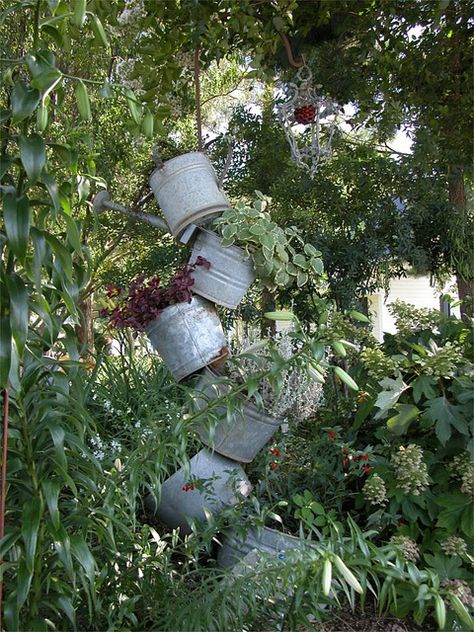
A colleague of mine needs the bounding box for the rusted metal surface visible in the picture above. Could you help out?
[146,449,252,534]
[146,296,228,382]
[149,152,231,238]
[192,367,282,463]
[189,228,255,309]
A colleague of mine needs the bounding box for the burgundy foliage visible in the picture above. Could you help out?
[101,257,210,332]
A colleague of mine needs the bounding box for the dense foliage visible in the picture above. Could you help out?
[1,0,473,630]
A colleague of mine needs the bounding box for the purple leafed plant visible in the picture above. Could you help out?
[101,256,210,332]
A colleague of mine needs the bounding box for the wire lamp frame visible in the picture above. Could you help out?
[277,64,340,178]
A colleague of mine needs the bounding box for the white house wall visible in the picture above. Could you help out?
[369,275,460,342]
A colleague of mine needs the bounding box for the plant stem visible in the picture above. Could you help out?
[194,45,203,151]
[0,385,10,631]
[33,0,41,48]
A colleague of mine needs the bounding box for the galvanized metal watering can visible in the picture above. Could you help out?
[149,152,231,238]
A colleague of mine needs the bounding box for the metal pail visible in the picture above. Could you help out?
[192,368,282,462]
[146,296,228,382]
[189,229,255,309]
[217,526,315,568]
[149,152,231,238]
[147,449,252,534]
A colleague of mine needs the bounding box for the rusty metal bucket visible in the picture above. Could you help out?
[188,229,255,309]
[192,368,282,462]
[146,296,229,382]
[146,449,252,534]
[149,152,231,238]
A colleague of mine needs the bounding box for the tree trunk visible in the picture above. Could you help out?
[448,171,473,318]
[260,288,276,338]
[76,293,94,358]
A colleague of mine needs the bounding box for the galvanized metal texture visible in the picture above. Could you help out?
[192,367,282,463]
[188,228,255,309]
[146,296,229,382]
[149,152,231,238]
[146,449,252,535]
[217,526,315,568]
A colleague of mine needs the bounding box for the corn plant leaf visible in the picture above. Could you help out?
[21,497,42,572]
[6,273,28,357]
[57,595,76,628]
[19,133,46,184]
[16,557,33,609]
[0,316,11,388]
[3,193,30,262]
[42,479,60,529]
[70,535,96,584]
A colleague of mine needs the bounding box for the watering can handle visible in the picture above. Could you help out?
[218,137,234,189]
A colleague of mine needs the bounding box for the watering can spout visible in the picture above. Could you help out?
[92,190,198,244]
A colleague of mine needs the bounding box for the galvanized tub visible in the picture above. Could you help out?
[192,367,282,463]
[217,526,316,569]
[145,449,252,535]
[146,296,229,382]
[149,152,231,238]
[188,228,255,309]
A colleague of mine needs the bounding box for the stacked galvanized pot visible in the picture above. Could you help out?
[143,152,302,566]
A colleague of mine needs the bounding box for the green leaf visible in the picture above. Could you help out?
[57,596,76,628]
[296,270,308,287]
[126,89,142,125]
[21,497,42,572]
[11,81,40,123]
[310,258,324,274]
[3,193,30,263]
[30,227,47,290]
[142,110,154,138]
[0,317,11,388]
[16,557,33,609]
[423,396,467,445]
[412,375,436,403]
[75,80,91,121]
[42,480,60,529]
[387,404,420,435]
[293,253,308,268]
[89,13,108,47]
[374,376,409,417]
[19,134,46,184]
[449,594,474,631]
[264,310,295,321]
[352,396,376,430]
[349,310,370,323]
[73,0,86,27]
[334,366,358,391]
[71,535,95,584]
[332,341,347,358]
[41,172,61,213]
[6,273,28,357]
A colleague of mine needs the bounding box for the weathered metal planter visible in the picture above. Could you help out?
[188,228,255,309]
[146,449,252,534]
[192,368,282,463]
[146,296,228,382]
[217,526,316,569]
[149,152,231,238]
